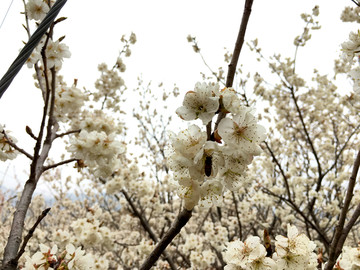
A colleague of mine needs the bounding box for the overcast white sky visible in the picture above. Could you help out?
[0,0,357,190]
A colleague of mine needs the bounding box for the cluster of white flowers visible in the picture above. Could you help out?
[105,164,142,194]
[67,130,125,177]
[54,82,88,122]
[224,225,318,270]
[0,125,19,161]
[71,109,123,135]
[224,236,276,270]
[94,63,125,103]
[23,244,94,270]
[341,31,360,62]
[341,6,360,23]
[26,38,71,69]
[167,82,266,210]
[341,30,360,95]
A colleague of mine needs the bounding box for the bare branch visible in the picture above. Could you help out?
[215,0,254,131]
[226,0,254,88]
[15,208,51,261]
[325,148,360,270]
[139,208,192,270]
[55,129,81,139]
[42,158,78,172]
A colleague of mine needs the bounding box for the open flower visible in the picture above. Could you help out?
[217,108,266,160]
[176,82,219,124]
[26,0,50,21]
[274,224,317,269]
[224,236,277,270]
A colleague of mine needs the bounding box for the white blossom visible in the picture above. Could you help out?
[26,0,49,21]
[176,82,220,124]
[217,108,266,161]
[274,224,317,270]
[224,236,277,270]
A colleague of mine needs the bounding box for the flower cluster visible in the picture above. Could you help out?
[223,225,317,270]
[23,244,95,270]
[0,125,19,161]
[224,236,276,270]
[340,30,360,95]
[54,82,88,122]
[167,82,266,210]
[274,224,318,269]
[70,208,115,249]
[93,63,125,109]
[67,130,125,177]
[26,38,71,69]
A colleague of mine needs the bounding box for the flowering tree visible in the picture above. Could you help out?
[2,0,360,269]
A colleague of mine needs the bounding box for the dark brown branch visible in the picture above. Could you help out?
[15,208,51,261]
[55,129,81,139]
[139,208,192,270]
[226,0,254,88]
[261,187,330,248]
[289,87,322,182]
[2,208,51,269]
[264,141,291,200]
[1,24,59,270]
[42,158,78,172]
[215,0,254,131]
[196,208,211,234]
[210,244,226,268]
[325,148,360,270]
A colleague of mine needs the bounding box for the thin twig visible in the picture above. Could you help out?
[264,141,291,200]
[42,158,77,172]
[55,129,81,139]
